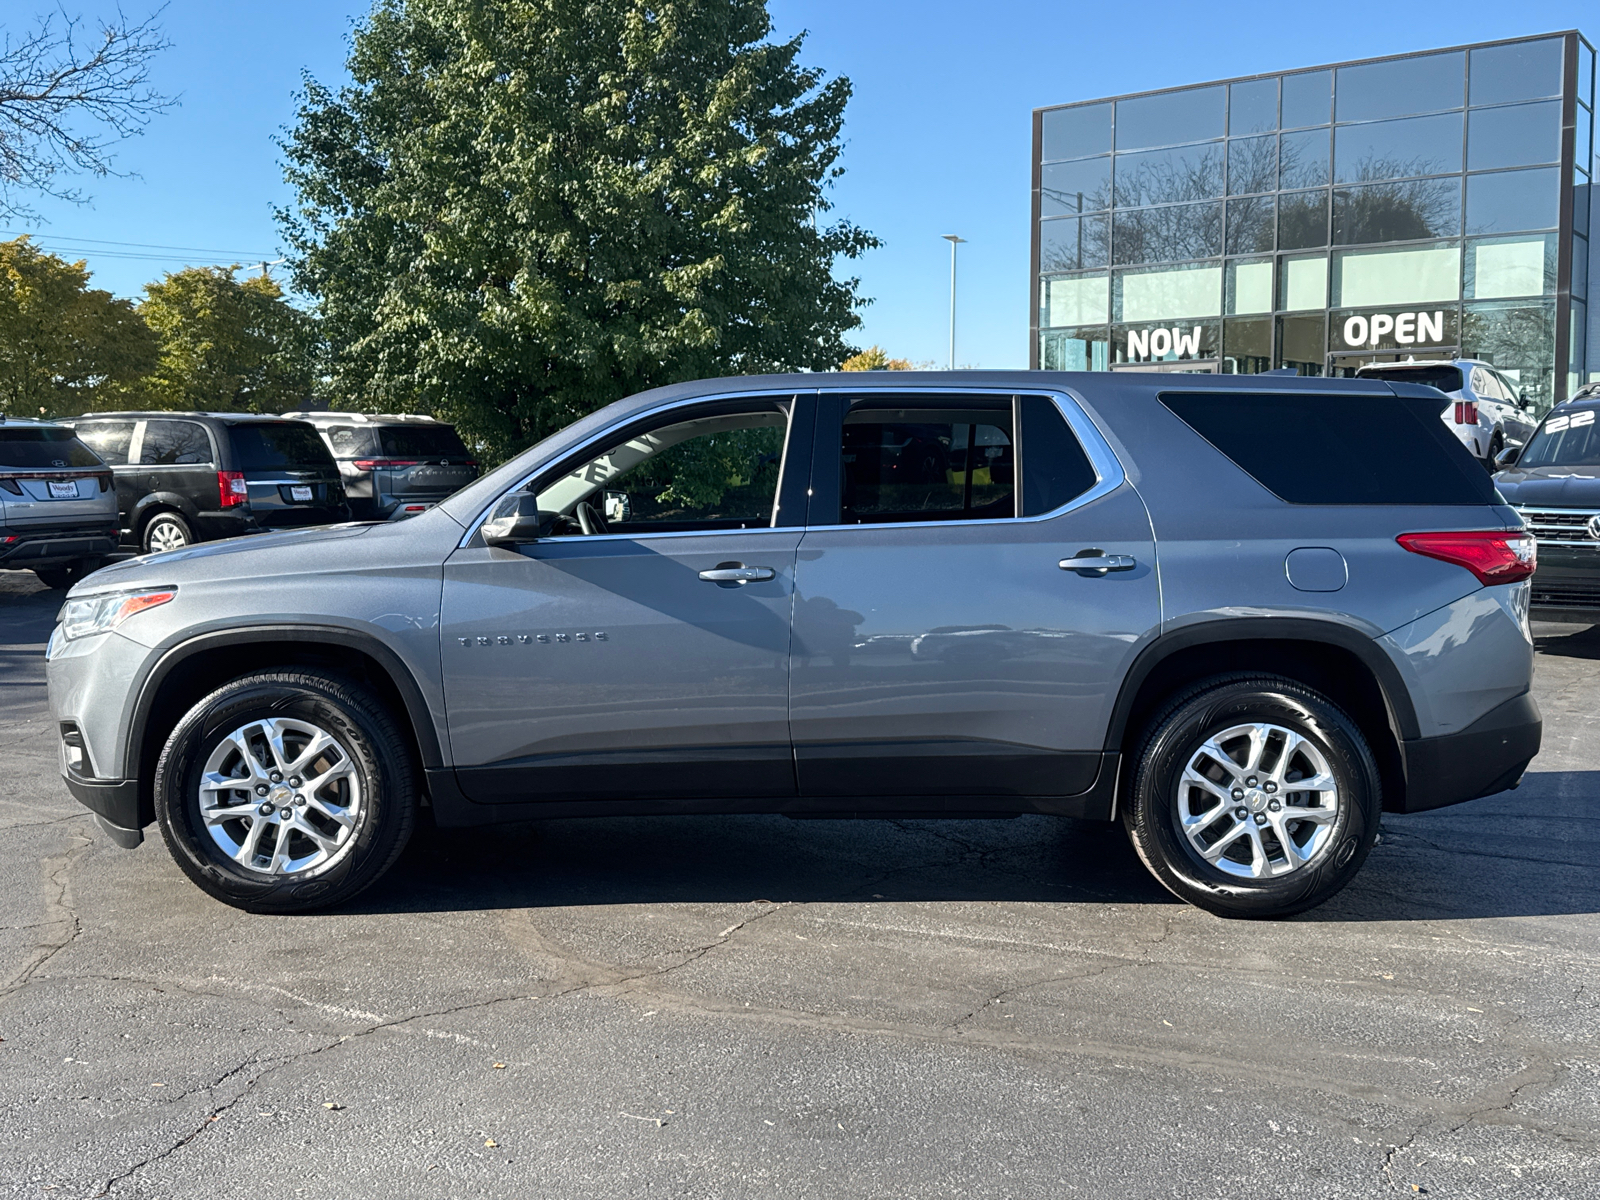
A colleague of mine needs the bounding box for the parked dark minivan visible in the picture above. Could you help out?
[64,413,349,553]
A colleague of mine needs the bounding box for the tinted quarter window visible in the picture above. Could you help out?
[841,404,1014,524]
[1161,390,1496,505]
[1020,396,1098,515]
[229,423,337,470]
[378,425,471,458]
[140,419,213,465]
[0,426,103,469]
[74,421,133,465]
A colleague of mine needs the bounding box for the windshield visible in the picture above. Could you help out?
[1355,365,1463,394]
[0,426,104,469]
[1518,408,1600,468]
[228,423,337,470]
[378,425,470,458]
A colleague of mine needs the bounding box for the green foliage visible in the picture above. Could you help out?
[138,267,318,412]
[840,345,912,371]
[278,0,877,464]
[618,425,782,515]
[0,236,158,418]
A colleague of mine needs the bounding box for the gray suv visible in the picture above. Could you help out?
[45,373,1541,918]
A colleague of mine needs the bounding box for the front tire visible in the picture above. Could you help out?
[34,558,102,590]
[153,671,416,913]
[1124,674,1380,918]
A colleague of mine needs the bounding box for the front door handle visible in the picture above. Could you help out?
[1059,551,1137,576]
[698,563,777,584]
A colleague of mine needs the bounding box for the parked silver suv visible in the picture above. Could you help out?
[283,412,479,520]
[0,417,119,589]
[46,373,1540,917]
[1355,359,1538,466]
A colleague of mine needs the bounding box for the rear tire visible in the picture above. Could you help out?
[33,558,102,590]
[142,512,193,554]
[1124,674,1380,919]
[153,671,416,913]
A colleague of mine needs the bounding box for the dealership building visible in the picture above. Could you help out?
[1030,32,1598,409]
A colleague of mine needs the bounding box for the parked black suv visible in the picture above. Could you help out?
[64,413,350,553]
[284,412,479,520]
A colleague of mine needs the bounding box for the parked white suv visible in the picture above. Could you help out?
[1355,359,1537,466]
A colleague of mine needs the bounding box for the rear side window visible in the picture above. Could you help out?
[74,421,134,466]
[0,426,103,469]
[228,423,337,470]
[1356,365,1463,393]
[378,424,470,458]
[841,404,1015,523]
[1161,391,1497,505]
[139,419,214,466]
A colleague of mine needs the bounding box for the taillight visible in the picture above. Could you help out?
[1398,530,1536,586]
[1454,401,1479,425]
[218,470,248,508]
[351,459,422,470]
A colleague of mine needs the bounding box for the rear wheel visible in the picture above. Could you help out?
[1124,674,1380,918]
[142,512,193,554]
[33,558,103,590]
[153,671,416,913]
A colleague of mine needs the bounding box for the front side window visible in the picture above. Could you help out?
[535,406,789,534]
[74,421,133,466]
[139,419,213,466]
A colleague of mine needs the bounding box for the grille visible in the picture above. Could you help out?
[1516,508,1600,545]
[1531,585,1600,608]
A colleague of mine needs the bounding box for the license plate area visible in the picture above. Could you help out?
[47,480,79,499]
[290,485,314,502]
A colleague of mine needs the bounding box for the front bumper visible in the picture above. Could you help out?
[1396,691,1541,813]
[62,772,144,847]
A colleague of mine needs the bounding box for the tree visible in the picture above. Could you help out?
[0,235,158,417]
[0,9,173,220]
[138,266,318,412]
[279,0,877,462]
[840,346,911,371]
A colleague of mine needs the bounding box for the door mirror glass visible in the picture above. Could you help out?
[1495,444,1523,469]
[482,493,557,547]
[602,491,631,523]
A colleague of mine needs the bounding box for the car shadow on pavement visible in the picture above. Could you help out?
[1533,621,1600,659]
[346,812,1185,915]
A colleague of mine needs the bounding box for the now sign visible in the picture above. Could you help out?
[1126,326,1203,361]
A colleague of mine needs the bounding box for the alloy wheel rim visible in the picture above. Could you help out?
[149,521,188,553]
[197,717,363,876]
[1174,721,1340,879]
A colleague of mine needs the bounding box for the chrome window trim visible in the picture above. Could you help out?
[459,385,1131,547]
[801,386,1128,533]
[457,387,805,548]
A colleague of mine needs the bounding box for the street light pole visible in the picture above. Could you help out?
[942,234,965,370]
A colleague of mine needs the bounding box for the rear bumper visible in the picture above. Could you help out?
[1395,691,1541,813]
[0,526,118,566]
[61,772,145,847]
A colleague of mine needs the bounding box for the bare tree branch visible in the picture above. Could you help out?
[0,6,175,220]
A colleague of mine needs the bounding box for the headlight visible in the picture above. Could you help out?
[57,587,177,642]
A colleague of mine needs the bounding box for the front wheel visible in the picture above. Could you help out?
[153,671,416,913]
[1124,675,1380,918]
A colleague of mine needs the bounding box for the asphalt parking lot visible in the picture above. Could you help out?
[1,569,1597,1199]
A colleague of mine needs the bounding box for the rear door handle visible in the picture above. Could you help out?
[1059,552,1136,576]
[698,564,777,584]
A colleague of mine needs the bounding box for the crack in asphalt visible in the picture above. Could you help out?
[0,832,90,999]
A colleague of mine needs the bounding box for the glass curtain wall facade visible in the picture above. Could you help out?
[1031,32,1599,410]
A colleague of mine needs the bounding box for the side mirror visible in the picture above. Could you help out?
[603,490,631,524]
[1494,445,1522,470]
[481,494,557,547]
[1518,390,1531,410]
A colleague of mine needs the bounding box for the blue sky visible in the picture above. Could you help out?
[5,1,1594,370]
